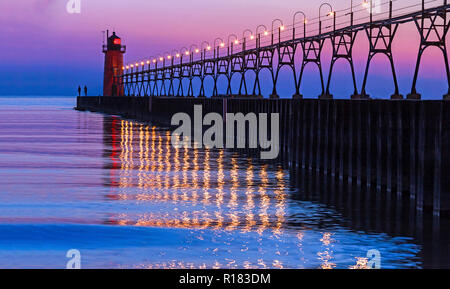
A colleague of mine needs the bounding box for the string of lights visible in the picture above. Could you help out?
[123,0,442,73]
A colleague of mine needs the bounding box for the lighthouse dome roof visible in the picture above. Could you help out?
[109,31,120,40]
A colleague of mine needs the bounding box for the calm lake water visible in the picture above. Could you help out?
[0,97,448,269]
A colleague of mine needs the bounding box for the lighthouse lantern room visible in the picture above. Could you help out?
[103,31,126,96]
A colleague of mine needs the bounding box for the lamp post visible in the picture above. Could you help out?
[319,2,334,34]
[136,62,140,73]
[190,44,199,54]
[228,34,239,55]
[256,25,268,36]
[150,56,156,69]
[389,0,393,19]
[242,29,254,50]
[242,29,254,40]
[164,52,172,68]
[180,47,189,65]
[148,58,154,72]
[362,0,373,23]
[214,37,225,58]
[271,18,284,45]
[171,49,179,66]
[152,58,157,74]
[155,58,159,73]
[214,38,225,48]
[189,44,199,62]
[293,11,307,39]
[201,41,211,61]
[350,0,354,25]
[157,56,163,80]
[256,25,268,48]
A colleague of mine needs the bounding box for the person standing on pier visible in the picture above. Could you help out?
[84,85,88,96]
[77,86,81,97]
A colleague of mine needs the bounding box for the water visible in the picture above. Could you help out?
[0,97,447,269]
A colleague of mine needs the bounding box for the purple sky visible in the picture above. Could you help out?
[0,0,448,98]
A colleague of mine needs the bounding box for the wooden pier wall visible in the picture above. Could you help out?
[77,96,449,215]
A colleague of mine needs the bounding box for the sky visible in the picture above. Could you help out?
[0,0,448,98]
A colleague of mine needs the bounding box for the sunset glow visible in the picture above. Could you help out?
[0,0,448,97]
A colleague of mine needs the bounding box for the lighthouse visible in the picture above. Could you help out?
[103,31,126,96]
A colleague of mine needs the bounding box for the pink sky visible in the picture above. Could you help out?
[0,0,448,97]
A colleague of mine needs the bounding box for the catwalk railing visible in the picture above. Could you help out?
[115,0,449,99]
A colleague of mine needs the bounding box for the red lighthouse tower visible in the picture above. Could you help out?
[103,31,126,96]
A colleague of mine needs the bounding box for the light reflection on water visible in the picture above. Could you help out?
[0,98,446,269]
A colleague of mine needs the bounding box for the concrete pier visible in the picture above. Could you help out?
[77,96,449,215]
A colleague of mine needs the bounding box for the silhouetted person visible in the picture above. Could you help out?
[77,86,81,97]
[84,86,88,96]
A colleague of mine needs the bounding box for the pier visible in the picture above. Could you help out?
[77,96,449,216]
